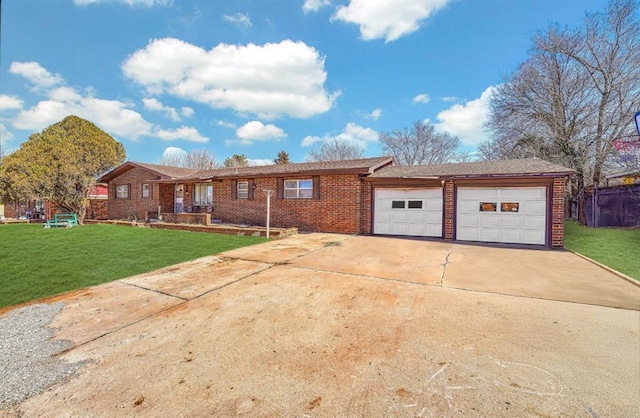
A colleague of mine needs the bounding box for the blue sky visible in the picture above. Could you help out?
[0,0,610,165]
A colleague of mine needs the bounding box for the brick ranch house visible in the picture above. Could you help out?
[99,157,573,247]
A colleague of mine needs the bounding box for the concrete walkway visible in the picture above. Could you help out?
[3,234,639,417]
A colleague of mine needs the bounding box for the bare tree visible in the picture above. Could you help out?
[306,138,364,162]
[483,0,639,223]
[378,121,460,166]
[160,149,218,169]
[183,149,218,169]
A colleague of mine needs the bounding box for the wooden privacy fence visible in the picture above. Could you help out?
[584,184,640,228]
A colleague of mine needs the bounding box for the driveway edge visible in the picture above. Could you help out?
[569,251,640,287]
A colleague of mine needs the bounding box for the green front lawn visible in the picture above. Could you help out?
[0,224,267,308]
[564,220,640,280]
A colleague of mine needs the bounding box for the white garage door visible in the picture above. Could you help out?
[374,188,443,237]
[457,187,547,245]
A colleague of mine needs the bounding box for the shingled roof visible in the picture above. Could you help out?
[367,158,573,179]
[174,156,394,181]
[98,161,198,182]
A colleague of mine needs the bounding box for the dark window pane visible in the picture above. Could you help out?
[392,201,405,209]
[479,202,497,212]
[501,202,519,212]
[408,200,423,209]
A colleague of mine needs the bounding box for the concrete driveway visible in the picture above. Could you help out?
[3,234,639,417]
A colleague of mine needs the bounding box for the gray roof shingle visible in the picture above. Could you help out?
[368,158,573,178]
[176,156,394,180]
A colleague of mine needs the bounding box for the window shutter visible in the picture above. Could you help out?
[277,178,284,200]
[313,176,320,200]
[113,184,117,199]
[128,184,132,200]
[231,180,237,200]
[248,179,255,200]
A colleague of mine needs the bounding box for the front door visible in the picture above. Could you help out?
[174,184,184,213]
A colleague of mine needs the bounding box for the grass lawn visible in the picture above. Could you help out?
[564,220,640,280]
[0,223,267,308]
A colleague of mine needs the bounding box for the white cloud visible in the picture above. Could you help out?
[73,0,173,7]
[122,38,339,119]
[181,107,194,117]
[434,86,496,146]
[217,120,236,129]
[156,126,208,143]
[248,158,275,166]
[301,122,378,148]
[441,96,459,103]
[303,0,332,14]
[162,146,188,160]
[412,93,430,104]
[0,123,15,142]
[232,121,287,145]
[143,97,181,121]
[9,62,63,90]
[333,0,450,42]
[0,95,23,111]
[366,107,382,120]
[6,62,207,143]
[223,13,252,29]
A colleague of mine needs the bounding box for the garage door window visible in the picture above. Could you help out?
[479,202,497,212]
[408,200,423,209]
[501,202,519,212]
[392,201,405,209]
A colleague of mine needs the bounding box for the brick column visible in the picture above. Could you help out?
[444,180,454,240]
[551,177,566,247]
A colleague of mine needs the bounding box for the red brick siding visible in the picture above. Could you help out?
[211,174,363,233]
[107,167,162,220]
[551,177,566,247]
[443,180,455,240]
[360,181,372,234]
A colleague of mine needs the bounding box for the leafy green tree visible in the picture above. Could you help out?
[273,150,291,164]
[223,154,249,167]
[0,115,125,223]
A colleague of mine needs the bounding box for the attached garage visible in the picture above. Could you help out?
[456,187,547,245]
[374,188,442,237]
[366,159,573,247]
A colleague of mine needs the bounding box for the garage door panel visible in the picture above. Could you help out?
[479,228,500,241]
[523,229,545,243]
[425,199,443,210]
[457,214,478,227]
[457,186,546,245]
[523,201,546,215]
[479,216,500,227]
[464,188,499,199]
[501,229,523,243]
[406,211,427,222]
[523,216,545,229]
[501,216,523,228]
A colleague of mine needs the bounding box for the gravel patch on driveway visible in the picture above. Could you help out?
[0,303,86,409]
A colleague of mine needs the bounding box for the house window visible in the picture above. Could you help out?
[193,183,213,206]
[479,202,497,212]
[142,183,150,199]
[284,179,313,199]
[237,181,249,199]
[116,184,129,199]
[501,202,519,212]
[391,200,405,209]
